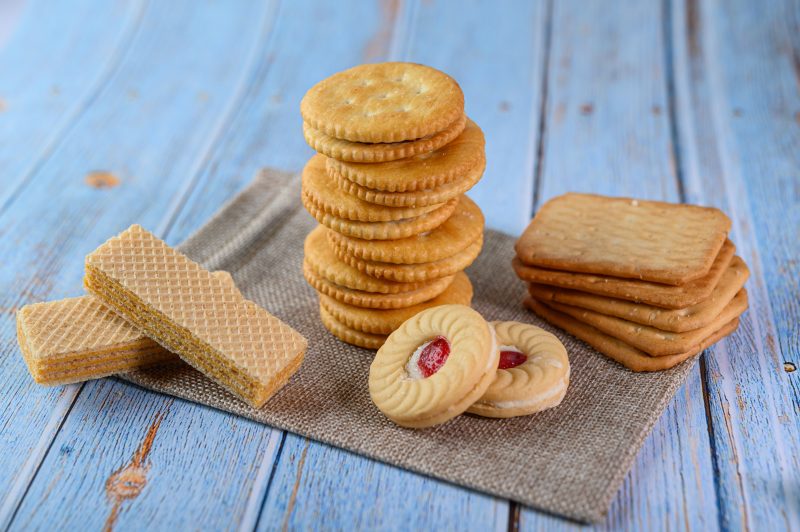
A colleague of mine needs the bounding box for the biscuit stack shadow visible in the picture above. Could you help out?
[512,193,750,372]
[299,62,487,349]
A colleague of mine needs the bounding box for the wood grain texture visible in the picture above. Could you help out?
[0,1,284,529]
[0,0,146,212]
[159,0,509,528]
[672,0,800,528]
[519,0,719,529]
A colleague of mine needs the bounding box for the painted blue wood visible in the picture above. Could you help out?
[519,0,719,529]
[671,0,800,528]
[0,2,289,530]
[165,0,509,528]
[0,0,145,211]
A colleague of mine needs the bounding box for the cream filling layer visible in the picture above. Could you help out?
[478,377,569,410]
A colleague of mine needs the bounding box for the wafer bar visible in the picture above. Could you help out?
[16,272,236,386]
[84,225,307,408]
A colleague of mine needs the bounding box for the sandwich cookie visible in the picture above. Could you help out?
[369,304,499,428]
[467,321,570,418]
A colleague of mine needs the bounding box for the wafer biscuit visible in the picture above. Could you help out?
[513,240,735,309]
[336,234,483,283]
[327,118,485,192]
[304,226,430,293]
[303,261,454,309]
[302,154,444,221]
[330,156,485,208]
[524,298,739,372]
[534,289,748,356]
[84,224,307,409]
[515,193,731,285]
[467,321,570,418]
[319,272,473,334]
[302,191,457,240]
[369,304,498,428]
[301,62,464,143]
[319,304,387,349]
[327,195,484,264]
[303,114,466,163]
[528,256,750,332]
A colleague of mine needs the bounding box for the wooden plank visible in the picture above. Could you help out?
[0,0,146,211]
[518,0,719,528]
[1,2,285,530]
[671,0,800,528]
[163,0,509,528]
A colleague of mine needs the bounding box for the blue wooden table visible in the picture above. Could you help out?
[1,0,797,529]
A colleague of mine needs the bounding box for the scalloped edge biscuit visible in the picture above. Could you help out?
[326,195,484,264]
[302,191,457,240]
[319,272,473,334]
[319,304,387,349]
[327,118,485,192]
[303,114,466,163]
[467,321,570,418]
[300,62,464,143]
[334,234,483,283]
[302,154,444,221]
[368,304,498,428]
[330,156,485,208]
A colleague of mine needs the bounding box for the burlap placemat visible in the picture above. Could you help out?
[122,169,696,523]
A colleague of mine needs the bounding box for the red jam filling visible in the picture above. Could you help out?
[498,350,527,369]
[417,336,451,378]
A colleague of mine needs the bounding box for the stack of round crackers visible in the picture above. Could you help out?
[300,62,486,349]
[513,193,750,372]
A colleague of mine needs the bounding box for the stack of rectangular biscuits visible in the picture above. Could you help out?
[513,193,749,371]
[299,62,487,349]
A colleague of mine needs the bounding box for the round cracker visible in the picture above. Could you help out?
[330,156,485,207]
[303,114,466,163]
[302,154,443,221]
[327,118,485,192]
[301,62,464,143]
[319,304,387,350]
[320,272,473,335]
[327,195,484,263]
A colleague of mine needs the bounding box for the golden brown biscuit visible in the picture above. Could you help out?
[301,62,464,143]
[327,118,485,192]
[302,154,444,221]
[527,256,750,332]
[303,114,466,163]
[319,304,388,349]
[330,156,485,208]
[512,240,735,309]
[335,234,483,283]
[524,297,740,372]
[327,195,484,264]
[319,272,473,334]
[303,261,454,309]
[302,191,457,240]
[467,321,570,418]
[515,193,731,285]
[369,304,498,428]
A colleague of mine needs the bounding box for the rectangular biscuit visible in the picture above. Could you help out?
[513,239,735,309]
[16,296,176,385]
[530,289,748,356]
[527,256,750,332]
[524,297,740,372]
[515,193,731,285]
[84,224,307,409]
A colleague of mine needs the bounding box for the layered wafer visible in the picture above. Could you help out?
[84,224,307,409]
[17,296,175,385]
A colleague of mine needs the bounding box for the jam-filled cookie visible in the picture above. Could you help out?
[468,321,570,418]
[368,304,498,428]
